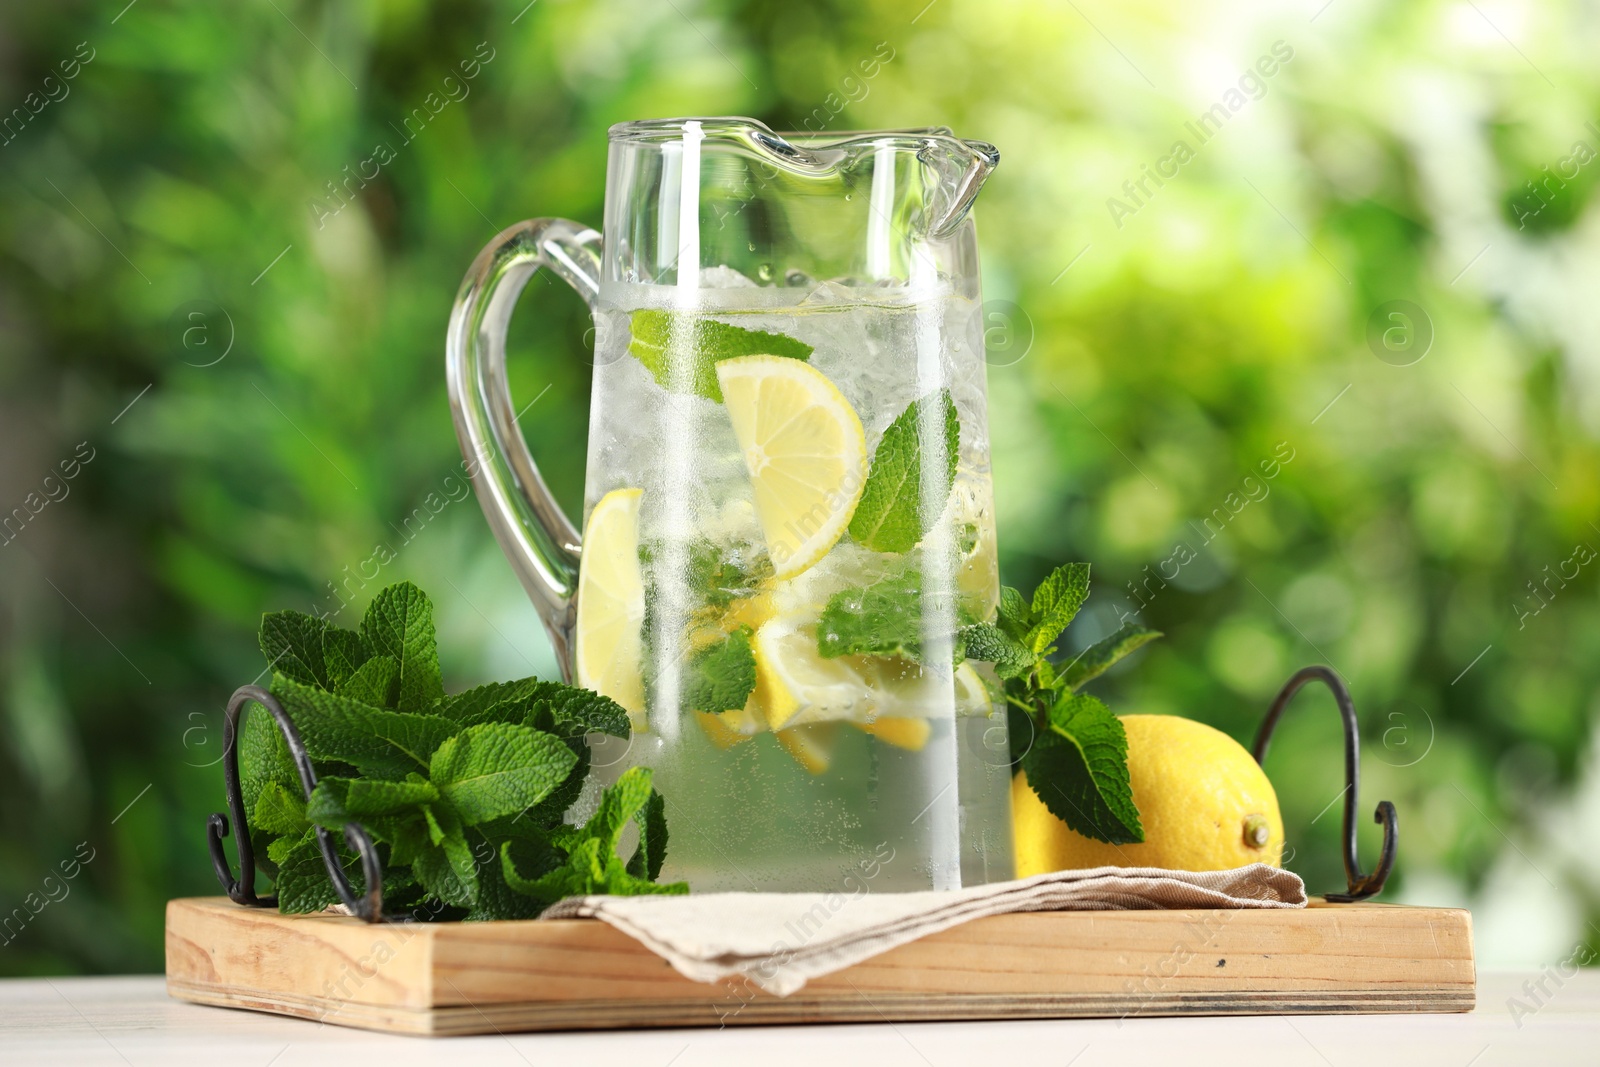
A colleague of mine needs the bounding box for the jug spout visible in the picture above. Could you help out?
[921,137,1000,239]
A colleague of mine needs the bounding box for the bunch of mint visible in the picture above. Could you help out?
[963,564,1161,845]
[240,581,686,919]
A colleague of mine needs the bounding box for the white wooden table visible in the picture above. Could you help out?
[3,973,1597,1066]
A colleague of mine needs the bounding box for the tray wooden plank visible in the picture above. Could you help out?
[165,896,1475,1036]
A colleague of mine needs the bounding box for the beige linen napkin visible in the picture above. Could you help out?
[542,863,1305,996]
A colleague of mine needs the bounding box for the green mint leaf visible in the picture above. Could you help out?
[321,626,369,689]
[1020,692,1143,845]
[306,775,439,827]
[266,830,307,867]
[435,678,631,740]
[423,800,461,846]
[1028,563,1090,653]
[583,766,654,857]
[275,833,417,915]
[503,831,686,907]
[429,723,578,826]
[683,626,756,713]
[527,684,632,740]
[642,536,771,611]
[997,586,1032,641]
[628,309,812,403]
[522,741,589,829]
[1060,623,1163,691]
[252,780,309,837]
[1035,657,1062,692]
[274,833,343,914]
[848,390,960,554]
[818,569,965,664]
[412,830,480,908]
[335,655,399,708]
[238,703,301,876]
[435,680,546,727]
[464,828,544,921]
[1005,700,1034,770]
[259,610,330,688]
[502,768,686,906]
[960,622,1037,680]
[358,582,444,712]
[627,788,669,882]
[503,835,603,905]
[272,674,453,777]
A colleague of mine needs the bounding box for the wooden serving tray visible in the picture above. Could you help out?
[165,896,1474,1036]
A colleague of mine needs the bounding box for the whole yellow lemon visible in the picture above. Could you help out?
[1012,713,1284,875]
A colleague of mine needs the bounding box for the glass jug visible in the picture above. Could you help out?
[447,117,1012,893]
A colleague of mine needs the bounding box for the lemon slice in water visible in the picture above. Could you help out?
[716,355,867,580]
[573,487,648,731]
[751,616,874,730]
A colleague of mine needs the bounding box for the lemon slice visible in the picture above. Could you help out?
[573,487,648,731]
[851,662,995,751]
[695,708,762,750]
[856,717,931,751]
[751,617,874,730]
[716,356,867,580]
[775,723,839,775]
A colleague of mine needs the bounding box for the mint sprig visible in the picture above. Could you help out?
[849,390,960,554]
[683,625,757,714]
[238,580,683,918]
[502,766,688,904]
[960,563,1160,845]
[816,568,967,664]
[627,309,812,403]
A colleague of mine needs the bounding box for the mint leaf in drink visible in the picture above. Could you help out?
[1020,692,1142,844]
[1028,563,1090,653]
[260,610,330,688]
[358,581,444,712]
[336,655,399,707]
[429,723,578,826]
[628,309,812,403]
[271,674,454,777]
[1060,622,1163,691]
[641,536,770,612]
[960,622,1036,680]
[849,390,960,554]
[683,626,756,713]
[817,569,964,664]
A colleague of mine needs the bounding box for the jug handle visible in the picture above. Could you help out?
[445,218,601,678]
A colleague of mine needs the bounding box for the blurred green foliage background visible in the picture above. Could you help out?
[2,0,1597,975]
